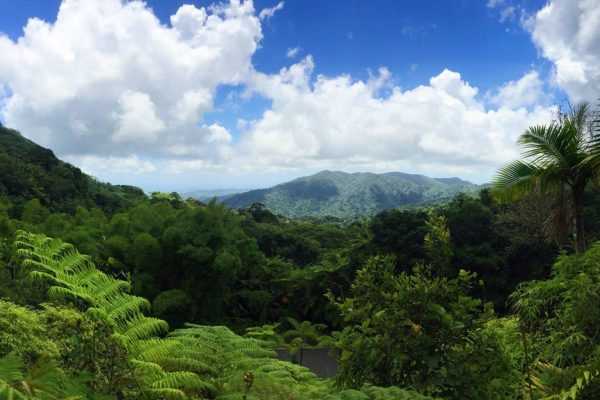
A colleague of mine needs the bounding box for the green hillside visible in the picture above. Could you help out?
[0,124,145,213]
[223,170,480,218]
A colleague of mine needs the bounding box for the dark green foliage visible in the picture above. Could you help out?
[334,256,518,399]
[368,209,428,269]
[512,244,600,399]
[0,126,145,214]
[153,289,193,328]
[443,194,510,306]
[438,191,563,311]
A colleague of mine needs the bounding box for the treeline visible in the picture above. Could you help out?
[6,185,597,330]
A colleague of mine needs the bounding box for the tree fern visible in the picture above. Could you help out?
[15,230,214,399]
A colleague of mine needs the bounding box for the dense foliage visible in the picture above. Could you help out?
[334,257,518,399]
[0,126,145,215]
[2,104,600,399]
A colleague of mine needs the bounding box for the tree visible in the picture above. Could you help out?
[369,209,428,269]
[512,243,600,399]
[334,256,517,399]
[20,199,49,226]
[443,194,507,309]
[493,103,596,253]
[424,211,453,276]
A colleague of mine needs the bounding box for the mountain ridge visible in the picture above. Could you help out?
[215,170,480,218]
[0,124,146,213]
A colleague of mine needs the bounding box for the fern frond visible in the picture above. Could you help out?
[140,388,187,400]
[121,316,169,342]
[151,371,214,392]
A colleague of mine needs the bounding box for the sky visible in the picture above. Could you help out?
[0,0,598,192]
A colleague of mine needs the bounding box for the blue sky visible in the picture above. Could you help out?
[0,0,596,191]
[206,0,552,140]
[0,1,548,87]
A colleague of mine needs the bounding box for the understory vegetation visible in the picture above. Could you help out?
[1,103,600,399]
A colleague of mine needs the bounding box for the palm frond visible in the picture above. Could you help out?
[519,124,571,167]
[492,160,542,201]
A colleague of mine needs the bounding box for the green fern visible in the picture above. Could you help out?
[15,230,214,399]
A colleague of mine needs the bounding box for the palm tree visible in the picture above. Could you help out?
[493,103,595,253]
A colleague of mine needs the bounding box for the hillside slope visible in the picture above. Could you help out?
[0,124,145,213]
[222,170,480,218]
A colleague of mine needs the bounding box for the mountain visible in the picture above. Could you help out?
[222,170,480,218]
[0,124,145,213]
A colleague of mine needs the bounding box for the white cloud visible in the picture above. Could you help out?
[113,90,164,143]
[0,0,261,163]
[67,154,157,175]
[286,47,301,58]
[529,0,600,102]
[259,1,284,20]
[226,59,555,182]
[0,0,566,186]
[490,70,546,109]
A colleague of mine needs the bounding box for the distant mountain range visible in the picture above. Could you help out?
[0,125,480,219]
[193,170,481,219]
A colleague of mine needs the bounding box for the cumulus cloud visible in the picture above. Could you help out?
[226,58,555,181]
[259,1,284,20]
[66,154,157,175]
[0,0,261,165]
[490,71,546,109]
[529,0,600,102]
[0,0,564,185]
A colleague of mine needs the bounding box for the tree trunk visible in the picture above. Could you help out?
[573,185,586,254]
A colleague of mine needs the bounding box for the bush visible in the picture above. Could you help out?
[334,256,518,399]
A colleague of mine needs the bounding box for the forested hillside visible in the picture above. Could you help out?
[2,103,600,399]
[0,124,146,214]
[221,170,480,218]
